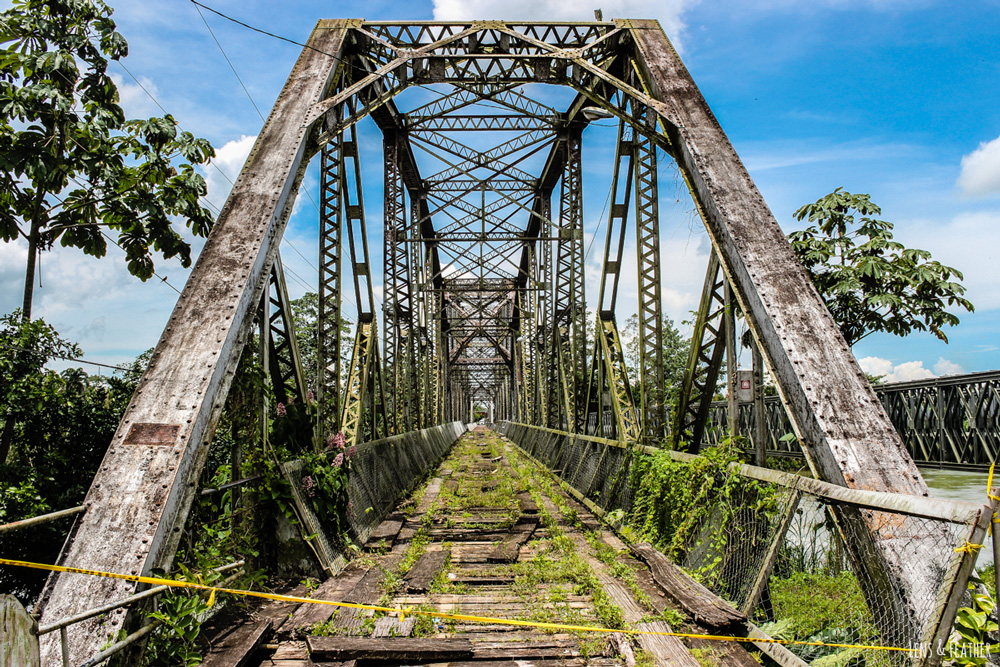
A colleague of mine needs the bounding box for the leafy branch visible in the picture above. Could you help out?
[790,188,973,346]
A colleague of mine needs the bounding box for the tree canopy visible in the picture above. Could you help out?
[0,0,215,319]
[789,188,973,347]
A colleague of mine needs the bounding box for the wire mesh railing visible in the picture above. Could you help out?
[497,421,995,667]
[281,421,466,556]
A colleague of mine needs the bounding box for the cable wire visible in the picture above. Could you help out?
[0,343,131,372]
[194,3,266,122]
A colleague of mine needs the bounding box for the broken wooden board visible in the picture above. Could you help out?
[404,549,449,593]
[487,517,539,563]
[306,637,583,661]
[261,640,314,667]
[517,490,538,514]
[307,637,475,661]
[366,512,405,549]
[329,550,406,634]
[199,619,272,667]
[371,615,416,638]
[631,543,745,630]
[256,583,310,637]
[281,564,368,633]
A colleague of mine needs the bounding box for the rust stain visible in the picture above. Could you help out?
[123,423,180,446]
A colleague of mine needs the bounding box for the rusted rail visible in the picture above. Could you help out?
[0,505,85,534]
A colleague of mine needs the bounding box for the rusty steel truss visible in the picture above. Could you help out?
[35,19,959,665]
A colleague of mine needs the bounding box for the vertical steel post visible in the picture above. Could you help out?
[634,132,666,443]
[752,343,767,466]
[724,282,739,439]
[383,132,410,433]
[538,199,553,427]
[318,140,344,432]
[552,129,586,431]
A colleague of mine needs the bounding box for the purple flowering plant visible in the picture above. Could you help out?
[297,430,351,538]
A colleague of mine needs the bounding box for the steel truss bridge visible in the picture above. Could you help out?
[26,19,993,665]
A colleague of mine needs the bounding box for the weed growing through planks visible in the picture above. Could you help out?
[308,616,337,636]
[397,531,430,575]
[402,480,427,518]
[658,607,686,626]
[689,646,724,667]
[502,441,636,637]
[635,647,656,667]
[359,611,378,635]
[409,603,439,637]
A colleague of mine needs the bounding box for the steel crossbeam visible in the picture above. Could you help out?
[672,252,727,451]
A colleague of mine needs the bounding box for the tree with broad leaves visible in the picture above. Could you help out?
[0,0,215,321]
[789,188,973,347]
[621,313,689,418]
[289,291,353,393]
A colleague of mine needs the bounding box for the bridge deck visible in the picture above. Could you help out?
[200,429,757,667]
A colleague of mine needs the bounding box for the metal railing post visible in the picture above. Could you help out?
[59,627,69,667]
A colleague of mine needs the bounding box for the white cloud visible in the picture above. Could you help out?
[203,135,257,212]
[957,136,1000,196]
[0,240,28,315]
[110,73,163,119]
[742,139,919,173]
[899,210,1000,310]
[432,0,691,49]
[857,356,936,383]
[34,245,136,318]
[933,357,964,376]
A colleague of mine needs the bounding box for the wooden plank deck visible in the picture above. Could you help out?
[229,429,756,667]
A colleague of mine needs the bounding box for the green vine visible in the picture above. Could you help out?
[263,394,354,541]
[297,433,352,538]
[626,441,780,588]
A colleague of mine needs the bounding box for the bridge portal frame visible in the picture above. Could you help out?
[36,18,953,664]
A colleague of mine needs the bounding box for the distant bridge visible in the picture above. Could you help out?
[707,370,1000,469]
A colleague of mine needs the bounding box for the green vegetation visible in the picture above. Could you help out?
[945,576,999,666]
[143,590,210,667]
[626,442,780,592]
[622,313,689,424]
[288,291,353,392]
[0,0,215,320]
[770,571,872,639]
[790,188,973,347]
[0,313,138,599]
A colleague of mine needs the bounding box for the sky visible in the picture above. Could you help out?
[2,0,999,384]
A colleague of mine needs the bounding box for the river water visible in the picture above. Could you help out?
[921,466,995,569]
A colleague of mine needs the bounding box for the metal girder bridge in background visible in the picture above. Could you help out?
[35,18,961,664]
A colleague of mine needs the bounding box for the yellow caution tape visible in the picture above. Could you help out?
[0,557,919,654]
[978,463,996,537]
[954,541,985,555]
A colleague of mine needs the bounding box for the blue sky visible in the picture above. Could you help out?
[2,0,999,383]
